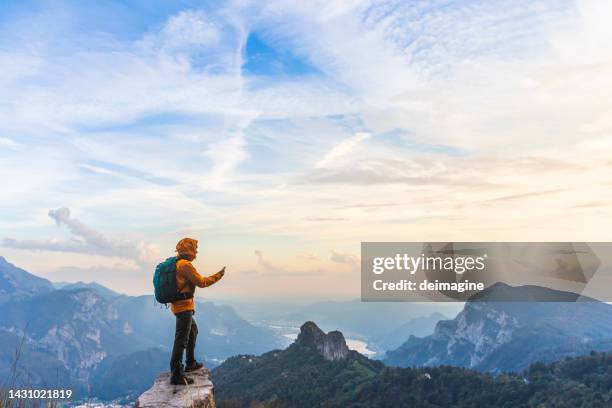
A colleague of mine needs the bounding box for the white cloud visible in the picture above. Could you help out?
[0,137,19,148]
[2,1,612,297]
[2,208,160,266]
[330,250,358,272]
[314,132,370,169]
[48,207,113,249]
[201,111,259,186]
[161,10,220,49]
[254,249,280,273]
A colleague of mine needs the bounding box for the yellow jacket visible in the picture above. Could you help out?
[170,259,224,314]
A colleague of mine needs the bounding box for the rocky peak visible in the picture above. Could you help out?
[296,321,326,344]
[294,321,349,361]
[136,367,215,408]
[0,256,54,300]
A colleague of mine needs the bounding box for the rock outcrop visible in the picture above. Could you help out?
[135,367,215,408]
[293,321,349,361]
[212,321,377,404]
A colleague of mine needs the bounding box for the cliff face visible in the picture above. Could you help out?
[135,367,215,408]
[293,321,349,361]
[384,283,612,372]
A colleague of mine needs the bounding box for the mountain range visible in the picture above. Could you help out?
[3,255,612,405]
[223,298,460,358]
[281,299,459,341]
[383,283,612,372]
[369,312,447,352]
[0,256,285,402]
[213,320,612,407]
[52,280,121,298]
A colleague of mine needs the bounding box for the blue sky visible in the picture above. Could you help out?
[1,0,611,300]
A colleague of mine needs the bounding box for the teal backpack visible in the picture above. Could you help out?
[153,256,194,305]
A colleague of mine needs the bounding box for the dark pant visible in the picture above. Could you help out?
[169,310,198,374]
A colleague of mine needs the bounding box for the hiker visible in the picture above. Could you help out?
[169,237,225,385]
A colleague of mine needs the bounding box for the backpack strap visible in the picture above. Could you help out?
[174,291,194,301]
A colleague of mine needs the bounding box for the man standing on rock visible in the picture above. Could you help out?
[170,237,226,385]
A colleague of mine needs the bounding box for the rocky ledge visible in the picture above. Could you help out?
[135,367,215,408]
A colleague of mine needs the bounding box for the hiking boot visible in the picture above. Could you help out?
[170,362,194,385]
[170,372,194,385]
[185,360,204,372]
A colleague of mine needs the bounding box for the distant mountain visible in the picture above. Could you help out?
[114,296,285,363]
[53,280,122,299]
[0,257,285,401]
[0,289,283,398]
[0,256,54,302]
[213,321,612,407]
[0,327,81,394]
[383,283,612,372]
[369,312,447,353]
[284,299,459,340]
[0,287,156,385]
